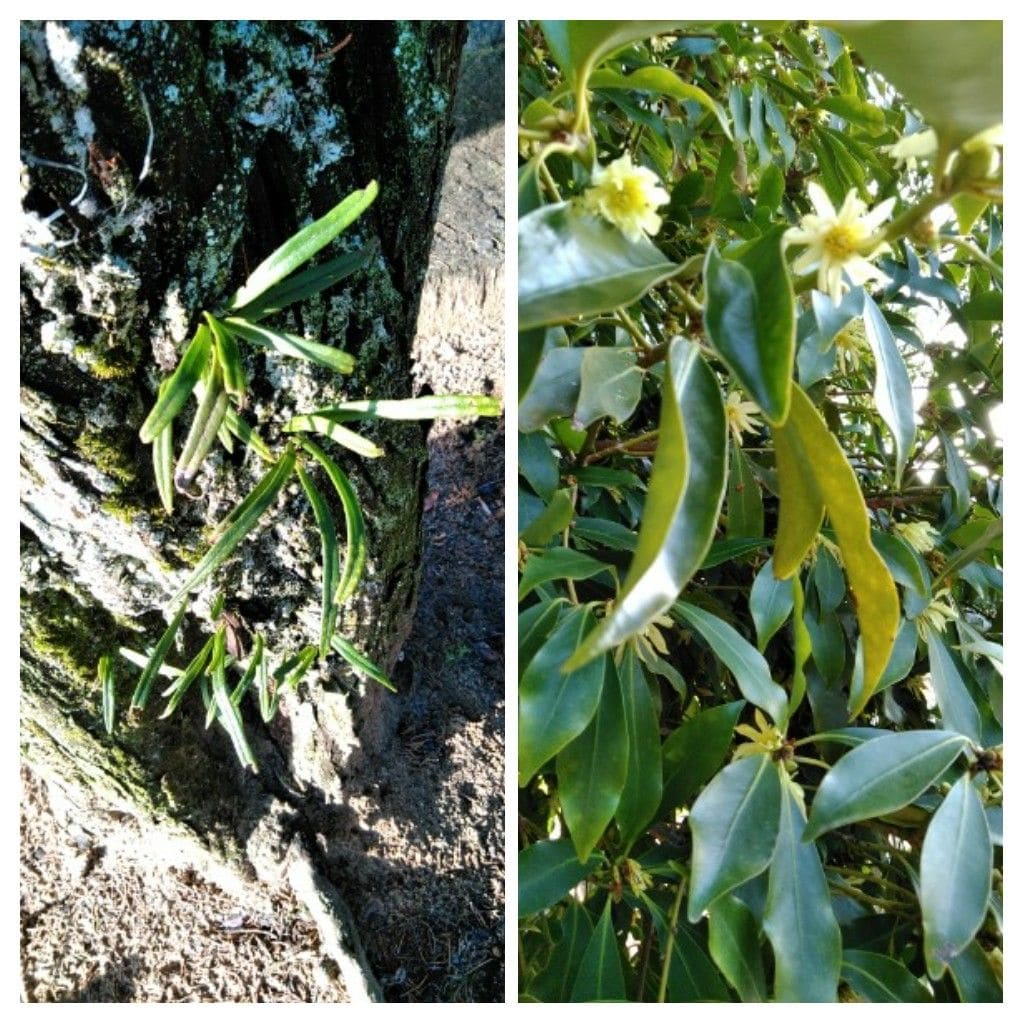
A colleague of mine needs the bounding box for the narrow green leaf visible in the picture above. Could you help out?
[518,548,611,601]
[139,324,212,443]
[283,412,382,458]
[750,558,794,652]
[255,635,274,722]
[222,405,273,461]
[659,701,744,817]
[130,601,187,710]
[223,317,355,375]
[519,838,603,918]
[726,442,764,540]
[230,635,263,707]
[170,446,297,605]
[174,376,229,494]
[861,295,915,488]
[299,439,367,603]
[872,529,930,601]
[518,203,677,330]
[330,634,396,692]
[772,408,825,578]
[704,228,795,424]
[558,657,628,862]
[217,421,235,454]
[519,488,575,547]
[673,601,789,726]
[946,941,1002,1002]
[210,629,257,770]
[940,430,971,523]
[573,518,637,552]
[566,341,727,670]
[574,348,643,428]
[520,607,606,785]
[925,628,983,743]
[307,394,502,421]
[708,893,767,1001]
[206,314,247,399]
[687,754,782,922]
[615,648,662,852]
[773,385,899,710]
[98,655,115,734]
[819,94,885,130]
[519,432,559,502]
[228,182,378,310]
[570,898,626,1002]
[586,66,731,138]
[804,730,970,841]
[233,248,372,321]
[764,787,841,1002]
[152,379,175,514]
[159,634,215,718]
[297,465,339,657]
[789,574,811,715]
[841,950,933,1002]
[921,774,993,979]
[700,537,768,568]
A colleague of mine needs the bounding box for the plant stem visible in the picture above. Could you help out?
[657,877,686,1003]
[583,430,659,465]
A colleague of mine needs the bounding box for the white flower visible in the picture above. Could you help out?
[880,128,938,170]
[834,319,869,375]
[724,390,762,446]
[584,154,669,241]
[915,589,958,641]
[895,520,940,555]
[783,182,896,305]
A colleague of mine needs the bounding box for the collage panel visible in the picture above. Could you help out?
[517,19,1003,1004]
[20,19,504,1003]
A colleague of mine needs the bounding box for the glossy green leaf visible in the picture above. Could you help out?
[877,617,919,691]
[726,442,763,540]
[206,314,246,399]
[825,22,1001,148]
[520,607,606,785]
[841,950,933,1002]
[539,20,688,84]
[708,893,767,1001]
[297,465,338,657]
[764,788,841,1002]
[130,601,187,710]
[330,634,396,692]
[660,701,744,817]
[519,432,559,501]
[298,439,367,604]
[704,228,795,424]
[558,657,628,861]
[756,163,785,212]
[566,341,727,670]
[519,487,575,547]
[947,941,1002,1002]
[152,379,175,514]
[687,754,782,921]
[750,558,793,651]
[935,518,1002,589]
[804,730,970,841]
[921,774,992,979]
[518,203,677,330]
[699,537,768,568]
[614,648,662,851]
[805,609,846,685]
[872,530,930,602]
[139,324,212,443]
[771,409,825,578]
[98,655,115,734]
[773,385,899,710]
[527,902,593,1001]
[788,574,811,716]
[228,182,378,310]
[233,248,371,321]
[222,405,273,461]
[571,897,626,1001]
[519,838,603,918]
[586,66,731,137]
[940,431,971,523]
[518,548,610,601]
[170,446,297,605]
[518,159,543,219]
[574,347,643,428]
[283,412,382,458]
[518,347,584,433]
[813,547,845,612]
[306,395,502,422]
[819,94,885,131]
[573,518,636,552]
[223,317,355,375]
[519,327,547,401]
[925,628,982,743]
[519,600,564,678]
[861,295,915,488]
[674,601,788,726]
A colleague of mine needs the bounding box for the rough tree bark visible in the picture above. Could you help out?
[20,21,468,1000]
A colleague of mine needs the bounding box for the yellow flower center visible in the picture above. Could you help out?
[823,223,862,260]
[608,178,648,216]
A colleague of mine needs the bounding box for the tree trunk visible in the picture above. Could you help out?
[20,20,467,1000]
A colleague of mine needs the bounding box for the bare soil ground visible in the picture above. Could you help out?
[20,27,504,1004]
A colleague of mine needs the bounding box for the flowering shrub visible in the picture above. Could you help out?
[518,20,1002,1003]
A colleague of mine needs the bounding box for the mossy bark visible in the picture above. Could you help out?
[20,20,466,995]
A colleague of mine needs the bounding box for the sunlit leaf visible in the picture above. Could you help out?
[139,324,212,443]
[519,838,603,918]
